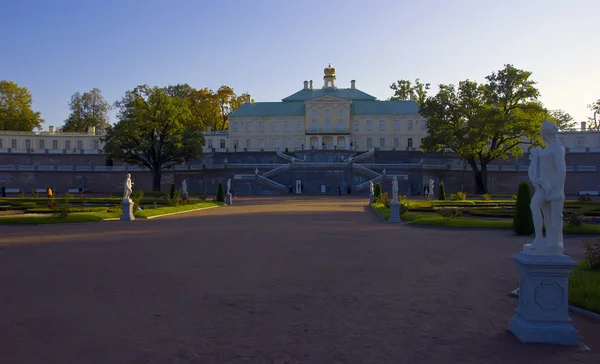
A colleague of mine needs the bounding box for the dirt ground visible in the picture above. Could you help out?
[0,196,598,364]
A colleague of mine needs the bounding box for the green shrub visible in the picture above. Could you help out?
[584,238,600,270]
[438,183,446,200]
[565,212,584,227]
[51,204,71,218]
[169,184,176,200]
[374,183,382,198]
[132,190,144,213]
[481,193,491,201]
[171,189,182,206]
[578,194,592,202]
[512,194,517,200]
[450,191,467,201]
[513,182,534,235]
[284,147,289,153]
[437,207,462,219]
[375,191,391,207]
[216,183,225,202]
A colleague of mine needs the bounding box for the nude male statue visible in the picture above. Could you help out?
[123,173,133,200]
[524,120,566,256]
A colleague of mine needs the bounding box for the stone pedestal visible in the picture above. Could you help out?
[509,252,579,345]
[388,200,401,223]
[225,193,232,205]
[369,194,374,204]
[120,198,135,221]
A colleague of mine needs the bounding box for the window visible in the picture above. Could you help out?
[324,119,331,131]
[379,120,385,131]
[259,122,265,132]
[297,138,303,148]
[259,139,265,149]
[297,121,303,131]
[232,122,239,132]
[325,109,330,117]
[207,139,213,148]
[93,140,99,150]
[394,138,400,148]
[576,136,584,147]
[352,139,359,149]
[338,109,344,116]
[407,138,413,148]
[311,109,317,117]
[393,120,400,131]
[246,121,252,132]
[271,138,278,148]
[39,140,45,149]
[338,119,345,130]
[245,139,251,148]
[559,137,565,146]
[285,137,291,148]
[25,139,31,149]
[353,121,359,131]
[272,121,278,132]
[379,138,385,148]
[311,119,317,131]
[366,120,372,131]
[0,139,2,148]
[366,138,373,148]
[11,139,17,148]
[77,140,83,150]
[421,120,427,130]
[65,140,71,150]
[284,120,290,132]
[52,140,58,149]
[408,120,413,130]
[220,139,226,148]
[233,140,239,149]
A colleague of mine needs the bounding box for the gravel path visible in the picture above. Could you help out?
[0,196,598,364]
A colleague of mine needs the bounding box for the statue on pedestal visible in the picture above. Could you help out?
[392,176,399,201]
[226,179,231,195]
[255,168,259,175]
[369,181,374,195]
[123,173,133,200]
[524,120,566,256]
[182,179,188,198]
[429,179,435,197]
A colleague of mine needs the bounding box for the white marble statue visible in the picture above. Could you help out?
[392,176,399,201]
[525,120,566,256]
[369,181,374,195]
[182,179,188,196]
[255,168,259,175]
[429,179,435,197]
[123,173,133,200]
[226,179,231,194]
[291,157,295,163]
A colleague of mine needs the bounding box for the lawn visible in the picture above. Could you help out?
[0,199,222,224]
[371,203,600,235]
[570,260,600,314]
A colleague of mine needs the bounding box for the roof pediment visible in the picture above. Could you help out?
[304,95,352,104]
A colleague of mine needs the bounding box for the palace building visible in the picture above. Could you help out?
[227,64,427,152]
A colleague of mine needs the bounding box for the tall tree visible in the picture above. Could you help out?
[62,88,112,132]
[588,99,600,130]
[389,78,430,103]
[214,85,246,131]
[102,85,205,191]
[420,64,548,194]
[0,80,44,131]
[549,109,576,131]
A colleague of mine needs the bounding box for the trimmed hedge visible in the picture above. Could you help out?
[216,183,225,202]
[438,183,446,200]
[374,183,382,198]
[513,182,534,235]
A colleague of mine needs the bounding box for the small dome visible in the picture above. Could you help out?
[324,63,336,77]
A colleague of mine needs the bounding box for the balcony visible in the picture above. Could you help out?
[305,127,351,135]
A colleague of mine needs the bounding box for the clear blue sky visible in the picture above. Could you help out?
[1,0,598,129]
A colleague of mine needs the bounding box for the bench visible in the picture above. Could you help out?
[578,191,599,196]
[68,188,83,193]
[34,188,48,193]
[4,188,21,193]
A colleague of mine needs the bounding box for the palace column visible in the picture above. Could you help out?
[305,135,310,149]
[318,135,323,148]
[344,135,350,150]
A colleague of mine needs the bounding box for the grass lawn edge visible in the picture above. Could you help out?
[145,204,221,219]
[368,204,385,221]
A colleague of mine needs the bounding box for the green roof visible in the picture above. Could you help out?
[352,100,419,115]
[229,102,305,117]
[282,88,376,102]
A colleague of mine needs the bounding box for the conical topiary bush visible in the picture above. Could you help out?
[438,183,446,200]
[513,182,534,235]
[217,183,225,202]
[170,184,176,200]
[374,183,382,198]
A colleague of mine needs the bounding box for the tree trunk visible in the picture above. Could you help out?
[467,159,487,194]
[152,170,161,191]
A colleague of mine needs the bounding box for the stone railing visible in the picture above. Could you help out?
[263,164,290,178]
[352,163,383,178]
[255,174,287,191]
[276,150,295,162]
